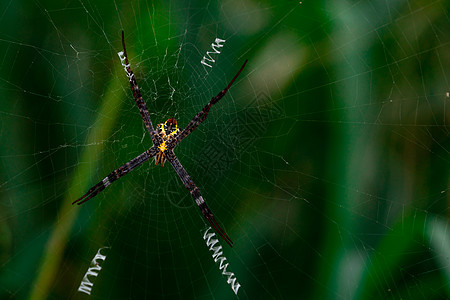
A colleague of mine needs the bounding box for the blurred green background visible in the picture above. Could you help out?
[0,0,449,299]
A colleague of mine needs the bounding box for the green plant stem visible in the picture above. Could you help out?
[29,72,124,300]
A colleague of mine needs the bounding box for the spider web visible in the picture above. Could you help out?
[0,0,449,299]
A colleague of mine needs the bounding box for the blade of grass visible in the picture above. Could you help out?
[356,212,450,299]
[29,66,125,300]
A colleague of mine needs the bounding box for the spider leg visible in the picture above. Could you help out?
[118,31,162,146]
[170,60,248,148]
[165,150,233,247]
[73,147,158,205]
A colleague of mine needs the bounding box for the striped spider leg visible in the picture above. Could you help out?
[165,150,233,247]
[169,59,248,149]
[117,31,161,145]
[73,147,159,205]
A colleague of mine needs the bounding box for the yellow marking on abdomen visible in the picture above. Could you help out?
[158,141,167,152]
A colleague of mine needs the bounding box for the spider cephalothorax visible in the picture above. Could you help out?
[158,118,179,140]
[155,118,179,167]
[73,31,247,247]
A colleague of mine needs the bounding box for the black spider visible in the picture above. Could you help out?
[73,31,247,247]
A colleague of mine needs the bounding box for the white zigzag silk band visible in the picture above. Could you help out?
[203,227,241,295]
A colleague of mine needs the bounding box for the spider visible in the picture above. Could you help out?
[72,31,247,247]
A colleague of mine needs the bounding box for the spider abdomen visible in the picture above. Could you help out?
[154,118,179,167]
[155,150,166,167]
